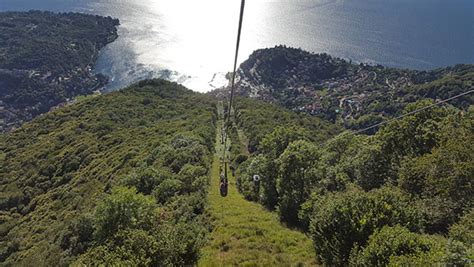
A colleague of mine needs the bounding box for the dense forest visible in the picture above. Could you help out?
[231,46,474,132]
[0,80,217,265]
[0,11,119,132]
[233,99,473,265]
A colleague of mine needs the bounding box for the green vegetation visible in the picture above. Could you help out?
[0,11,119,131]
[234,99,473,265]
[0,80,216,265]
[234,96,341,153]
[349,225,445,266]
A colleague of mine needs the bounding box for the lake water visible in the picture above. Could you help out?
[1,0,473,92]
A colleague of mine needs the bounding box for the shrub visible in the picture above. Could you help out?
[76,229,159,266]
[308,187,422,266]
[445,209,474,266]
[122,166,173,195]
[349,225,445,266]
[152,179,183,204]
[178,164,207,193]
[94,187,156,241]
[236,155,269,201]
[60,214,95,255]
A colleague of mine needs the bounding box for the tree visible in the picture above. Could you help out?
[259,126,308,209]
[309,187,422,266]
[349,225,445,266]
[152,179,183,204]
[398,116,473,215]
[177,164,207,193]
[349,140,390,190]
[376,100,452,179]
[60,214,95,255]
[94,187,157,241]
[445,208,474,266]
[76,229,159,266]
[277,140,319,225]
[236,155,269,201]
[122,166,173,195]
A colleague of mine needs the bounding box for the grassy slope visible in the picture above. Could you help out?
[199,103,317,266]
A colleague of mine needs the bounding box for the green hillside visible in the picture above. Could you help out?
[1,78,472,266]
[1,79,340,266]
[0,80,217,265]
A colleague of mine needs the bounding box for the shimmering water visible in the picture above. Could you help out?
[1,0,473,92]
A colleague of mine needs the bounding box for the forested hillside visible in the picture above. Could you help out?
[1,76,472,266]
[0,80,216,265]
[231,46,473,132]
[233,99,473,265]
[0,11,119,132]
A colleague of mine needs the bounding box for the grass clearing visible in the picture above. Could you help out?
[198,103,317,266]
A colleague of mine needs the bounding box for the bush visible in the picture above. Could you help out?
[76,229,159,266]
[445,209,474,266]
[236,155,269,201]
[414,196,458,234]
[94,187,157,241]
[308,187,422,266]
[60,214,95,255]
[178,164,207,193]
[398,130,473,215]
[233,154,249,166]
[122,166,173,195]
[160,136,209,173]
[152,179,183,204]
[349,225,444,266]
[258,126,310,209]
[449,209,474,245]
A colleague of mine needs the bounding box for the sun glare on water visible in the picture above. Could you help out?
[118,0,265,92]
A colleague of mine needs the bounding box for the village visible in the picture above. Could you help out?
[233,46,438,127]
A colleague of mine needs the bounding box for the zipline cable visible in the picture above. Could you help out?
[319,89,474,146]
[222,0,246,163]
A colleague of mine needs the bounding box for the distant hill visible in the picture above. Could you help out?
[0,11,119,132]
[228,46,473,132]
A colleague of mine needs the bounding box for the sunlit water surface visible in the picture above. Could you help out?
[1,0,473,92]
